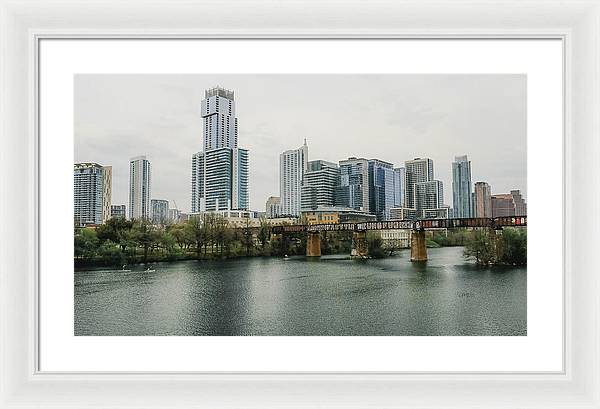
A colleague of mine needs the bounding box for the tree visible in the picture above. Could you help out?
[463,229,498,265]
[74,228,99,261]
[498,228,527,265]
[257,218,271,254]
[184,216,206,258]
[132,219,158,263]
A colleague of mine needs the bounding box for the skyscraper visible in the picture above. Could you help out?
[280,140,308,216]
[393,167,405,208]
[404,158,434,209]
[452,155,473,218]
[474,181,492,217]
[368,159,395,220]
[74,163,111,226]
[110,204,126,219]
[335,157,370,213]
[129,155,151,220]
[191,87,249,213]
[301,160,339,211]
[151,199,169,225]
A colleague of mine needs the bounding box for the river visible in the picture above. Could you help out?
[74,246,526,336]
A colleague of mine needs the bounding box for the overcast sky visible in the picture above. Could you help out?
[75,74,526,213]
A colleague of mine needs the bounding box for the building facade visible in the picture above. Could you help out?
[491,190,527,217]
[265,196,281,218]
[151,199,169,225]
[129,155,151,220]
[192,87,249,213]
[280,140,308,216]
[404,158,434,209]
[393,167,405,208]
[452,155,473,218]
[300,160,339,211]
[335,157,370,213]
[74,163,111,225]
[368,159,395,220]
[474,181,492,217]
[110,204,126,219]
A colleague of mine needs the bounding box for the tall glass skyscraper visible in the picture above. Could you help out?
[335,157,370,213]
[280,140,308,216]
[368,159,395,220]
[405,158,434,209]
[129,155,151,220]
[191,87,249,213]
[452,155,473,218]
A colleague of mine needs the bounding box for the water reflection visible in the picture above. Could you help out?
[74,247,526,336]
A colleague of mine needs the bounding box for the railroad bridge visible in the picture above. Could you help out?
[271,216,527,262]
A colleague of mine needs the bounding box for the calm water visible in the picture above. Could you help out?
[74,247,526,336]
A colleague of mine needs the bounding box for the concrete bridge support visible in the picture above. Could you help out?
[306,231,322,257]
[351,230,369,259]
[410,229,428,262]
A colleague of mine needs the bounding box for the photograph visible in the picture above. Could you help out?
[73,74,527,336]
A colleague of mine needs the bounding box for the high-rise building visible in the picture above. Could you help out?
[102,166,112,223]
[474,181,492,217]
[405,158,434,209]
[129,155,151,220]
[511,190,527,216]
[301,160,339,211]
[393,167,405,208]
[403,157,445,219]
[491,190,527,217]
[265,196,281,218]
[191,87,249,213]
[368,159,395,220]
[452,155,473,218]
[335,157,370,213]
[151,199,169,225]
[280,140,308,216]
[110,204,126,219]
[201,86,238,151]
[416,180,444,211]
[74,163,111,226]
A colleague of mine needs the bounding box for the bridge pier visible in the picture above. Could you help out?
[410,228,428,262]
[351,230,369,259]
[306,231,321,257]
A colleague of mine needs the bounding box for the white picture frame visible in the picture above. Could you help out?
[0,0,597,407]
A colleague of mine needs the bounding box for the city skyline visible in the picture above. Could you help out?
[75,74,527,213]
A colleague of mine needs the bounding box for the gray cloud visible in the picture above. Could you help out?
[75,74,526,213]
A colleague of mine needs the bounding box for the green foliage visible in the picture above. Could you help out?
[425,238,441,248]
[463,228,527,266]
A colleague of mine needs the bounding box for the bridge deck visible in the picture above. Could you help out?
[271,216,527,233]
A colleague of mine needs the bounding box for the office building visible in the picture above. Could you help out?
[511,190,527,216]
[405,158,434,209]
[491,190,527,217]
[452,155,473,218]
[393,167,405,208]
[280,140,308,216]
[265,196,281,218]
[129,155,151,220]
[151,199,169,225]
[301,160,339,211]
[74,163,111,226]
[335,157,370,213]
[368,159,395,220]
[101,166,112,223]
[111,204,126,219]
[416,180,444,211]
[474,181,492,217]
[191,87,249,213]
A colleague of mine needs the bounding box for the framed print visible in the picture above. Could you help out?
[1,0,599,408]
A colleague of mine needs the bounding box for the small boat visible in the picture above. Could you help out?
[283,254,290,261]
[144,266,156,272]
[120,265,131,272]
